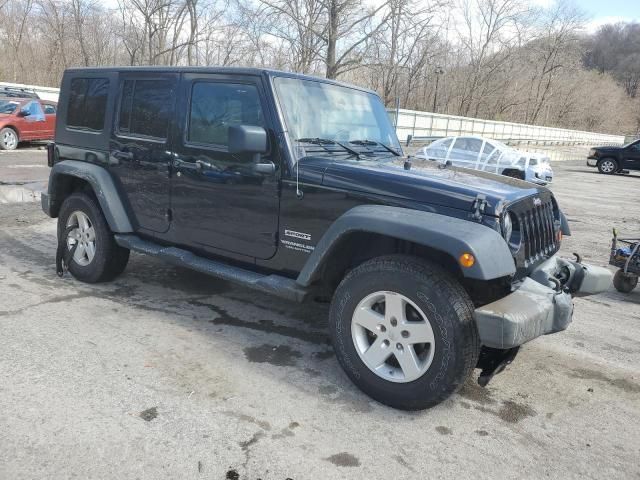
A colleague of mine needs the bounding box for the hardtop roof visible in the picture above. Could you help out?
[62,66,377,95]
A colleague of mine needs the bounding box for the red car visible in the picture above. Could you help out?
[0,98,57,150]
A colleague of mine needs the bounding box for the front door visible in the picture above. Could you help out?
[18,100,46,140]
[171,73,279,260]
[621,140,640,170]
[109,74,177,233]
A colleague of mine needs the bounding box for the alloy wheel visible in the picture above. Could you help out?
[1,129,17,150]
[351,291,436,383]
[66,211,97,266]
[600,160,615,173]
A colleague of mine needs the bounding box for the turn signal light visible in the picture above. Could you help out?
[459,253,475,268]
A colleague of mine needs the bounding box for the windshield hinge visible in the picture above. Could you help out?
[471,194,487,221]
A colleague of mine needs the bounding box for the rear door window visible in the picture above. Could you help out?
[43,104,56,114]
[67,78,109,131]
[117,79,173,140]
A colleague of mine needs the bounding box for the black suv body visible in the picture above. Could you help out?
[587,139,640,174]
[42,67,611,409]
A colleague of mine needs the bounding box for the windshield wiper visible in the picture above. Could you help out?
[296,137,362,159]
[349,139,401,156]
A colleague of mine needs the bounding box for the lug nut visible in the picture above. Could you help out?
[382,339,390,347]
[378,324,386,333]
[390,318,398,327]
[401,330,409,338]
[396,343,403,351]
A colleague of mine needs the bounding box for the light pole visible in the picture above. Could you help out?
[432,66,444,113]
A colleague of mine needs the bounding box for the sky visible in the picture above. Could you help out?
[547,0,640,32]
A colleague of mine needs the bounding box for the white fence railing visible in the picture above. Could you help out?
[390,108,625,146]
[0,82,60,102]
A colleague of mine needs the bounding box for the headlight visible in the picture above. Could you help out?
[502,212,522,251]
[589,148,597,157]
[502,213,513,242]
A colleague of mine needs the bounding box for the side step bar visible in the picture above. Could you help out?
[114,234,308,303]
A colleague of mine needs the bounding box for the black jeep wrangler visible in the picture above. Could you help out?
[42,67,612,410]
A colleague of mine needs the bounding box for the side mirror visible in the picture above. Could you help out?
[17,110,30,117]
[228,125,267,156]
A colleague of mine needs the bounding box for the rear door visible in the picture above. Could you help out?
[171,73,280,259]
[41,103,56,139]
[109,73,177,233]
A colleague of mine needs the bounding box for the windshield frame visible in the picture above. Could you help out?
[270,74,402,164]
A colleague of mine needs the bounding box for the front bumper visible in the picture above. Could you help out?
[586,157,598,167]
[473,256,612,349]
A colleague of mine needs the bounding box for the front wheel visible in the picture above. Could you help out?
[329,255,480,410]
[0,127,18,150]
[597,158,617,174]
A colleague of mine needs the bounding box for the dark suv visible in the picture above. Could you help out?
[587,139,640,174]
[42,67,612,410]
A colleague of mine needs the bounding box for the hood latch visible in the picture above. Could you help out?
[471,194,487,221]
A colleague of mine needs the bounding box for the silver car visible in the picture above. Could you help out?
[419,136,554,185]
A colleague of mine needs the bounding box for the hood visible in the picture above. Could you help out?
[593,145,621,152]
[310,156,546,217]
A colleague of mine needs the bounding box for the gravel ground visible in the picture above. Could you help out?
[0,150,638,480]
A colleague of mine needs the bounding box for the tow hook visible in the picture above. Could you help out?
[477,347,520,387]
[548,276,563,293]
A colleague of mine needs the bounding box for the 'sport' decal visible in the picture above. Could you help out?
[282,229,313,253]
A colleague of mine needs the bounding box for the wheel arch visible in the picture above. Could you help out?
[296,206,515,290]
[46,160,133,232]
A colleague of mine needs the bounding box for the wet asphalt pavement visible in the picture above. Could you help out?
[0,148,639,479]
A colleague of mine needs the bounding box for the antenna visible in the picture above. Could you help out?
[295,160,303,199]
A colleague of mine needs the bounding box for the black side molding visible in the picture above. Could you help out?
[114,234,308,303]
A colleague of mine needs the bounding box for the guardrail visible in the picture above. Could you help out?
[0,82,60,102]
[389,108,625,147]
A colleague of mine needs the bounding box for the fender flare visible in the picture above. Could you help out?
[46,160,133,232]
[296,205,516,286]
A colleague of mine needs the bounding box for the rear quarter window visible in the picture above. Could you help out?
[67,78,109,131]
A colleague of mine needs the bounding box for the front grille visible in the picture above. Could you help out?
[508,195,559,270]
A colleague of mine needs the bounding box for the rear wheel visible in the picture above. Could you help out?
[0,127,18,150]
[329,255,480,410]
[58,192,129,283]
[597,158,617,174]
[613,269,637,293]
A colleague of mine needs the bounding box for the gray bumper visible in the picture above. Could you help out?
[474,256,612,349]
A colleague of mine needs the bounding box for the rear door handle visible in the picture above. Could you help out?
[113,150,134,161]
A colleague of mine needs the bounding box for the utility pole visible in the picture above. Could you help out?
[432,66,444,113]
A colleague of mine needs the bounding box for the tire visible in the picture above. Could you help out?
[613,269,638,293]
[0,127,18,150]
[503,169,524,180]
[57,192,130,283]
[329,254,480,410]
[597,158,617,174]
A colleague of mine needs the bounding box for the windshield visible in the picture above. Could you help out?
[273,77,401,160]
[0,101,19,114]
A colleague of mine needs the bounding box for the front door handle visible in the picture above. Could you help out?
[253,161,276,175]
